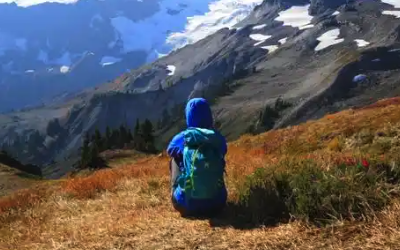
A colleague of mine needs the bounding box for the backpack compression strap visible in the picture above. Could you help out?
[186,144,205,191]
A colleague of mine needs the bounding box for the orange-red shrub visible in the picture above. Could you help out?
[357,97,400,111]
[62,156,169,199]
[0,187,49,214]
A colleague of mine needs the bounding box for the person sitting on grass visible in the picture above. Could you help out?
[167,97,228,217]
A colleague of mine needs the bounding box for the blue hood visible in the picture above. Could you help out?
[185,98,213,128]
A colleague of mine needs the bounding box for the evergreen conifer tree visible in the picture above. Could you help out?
[133,119,143,150]
[80,133,91,168]
[127,128,134,143]
[141,119,155,152]
[119,125,128,147]
[94,129,103,151]
[105,126,112,149]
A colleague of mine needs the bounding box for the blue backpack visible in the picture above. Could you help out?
[180,127,226,201]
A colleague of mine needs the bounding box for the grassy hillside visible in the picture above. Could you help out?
[0,152,43,197]
[0,164,42,198]
[2,97,400,249]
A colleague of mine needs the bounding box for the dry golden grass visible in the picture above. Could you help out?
[0,163,41,197]
[2,97,400,249]
[100,149,148,167]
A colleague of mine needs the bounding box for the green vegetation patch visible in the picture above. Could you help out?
[237,157,400,226]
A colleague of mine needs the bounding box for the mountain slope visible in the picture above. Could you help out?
[2,97,400,249]
[0,0,262,112]
[3,0,400,177]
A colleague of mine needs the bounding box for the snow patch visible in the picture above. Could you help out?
[261,45,279,54]
[60,66,70,73]
[249,33,272,45]
[167,0,263,49]
[167,65,176,76]
[249,34,272,41]
[315,28,344,51]
[299,24,314,30]
[250,34,272,46]
[381,0,400,8]
[100,56,122,67]
[278,37,288,45]
[382,10,400,18]
[389,48,400,52]
[110,16,153,52]
[275,4,314,29]
[156,50,168,58]
[354,39,370,48]
[252,24,266,30]
[109,0,215,54]
[25,69,34,73]
[372,58,381,62]
[332,11,340,16]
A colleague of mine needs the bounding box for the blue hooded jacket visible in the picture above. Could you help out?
[167,98,228,211]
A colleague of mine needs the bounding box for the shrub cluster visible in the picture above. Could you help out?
[237,158,400,225]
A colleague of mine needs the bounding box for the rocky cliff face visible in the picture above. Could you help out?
[3,0,400,178]
[309,0,349,15]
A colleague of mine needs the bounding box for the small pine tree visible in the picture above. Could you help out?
[141,119,156,152]
[80,133,91,168]
[133,119,143,150]
[127,128,134,143]
[86,141,107,169]
[89,142,99,165]
[119,125,128,147]
[93,129,104,152]
[105,126,112,149]
[110,129,120,149]
[78,132,108,170]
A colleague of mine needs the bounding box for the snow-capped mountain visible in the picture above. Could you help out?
[0,0,262,112]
